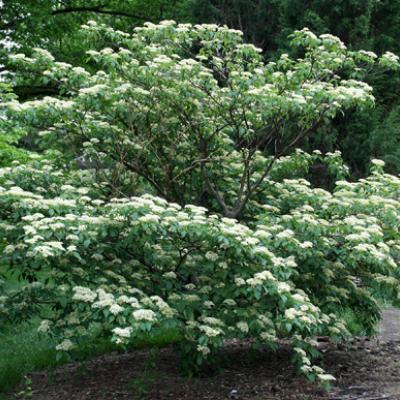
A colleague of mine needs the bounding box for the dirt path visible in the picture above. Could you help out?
[6,309,400,400]
[327,308,400,400]
[379,309,400,342]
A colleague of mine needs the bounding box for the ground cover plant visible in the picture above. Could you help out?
[0,21,400,390]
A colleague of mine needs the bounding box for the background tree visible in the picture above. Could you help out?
[0,0,190,65]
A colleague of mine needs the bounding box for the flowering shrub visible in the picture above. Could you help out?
[0,160,339,377]
[2,21,398,218]
[1,21,400,385]
[1,156,399,385]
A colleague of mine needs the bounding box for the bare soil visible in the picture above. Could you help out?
[7,309,400,400]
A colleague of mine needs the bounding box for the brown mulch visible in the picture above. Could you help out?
[6,337,400,400]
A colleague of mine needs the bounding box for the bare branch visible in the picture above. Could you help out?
[51,5,153,21]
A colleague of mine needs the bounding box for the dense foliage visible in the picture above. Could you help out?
[1,21,400,386]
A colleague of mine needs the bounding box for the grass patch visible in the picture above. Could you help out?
[0,322,57,393]
[0,319,181,394]
[342,309,368,336]
[340,307,380,337]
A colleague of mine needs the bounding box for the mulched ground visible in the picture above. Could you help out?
[6,337,400,400]
[6,309,400,400]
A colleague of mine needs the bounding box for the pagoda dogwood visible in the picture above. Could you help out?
[0,21,400,385]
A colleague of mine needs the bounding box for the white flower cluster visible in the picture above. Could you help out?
[72,286,97,303]
[132,309,156,322]
[55,339,74,351]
